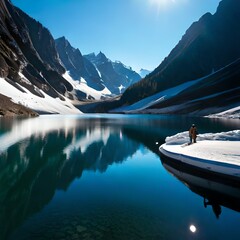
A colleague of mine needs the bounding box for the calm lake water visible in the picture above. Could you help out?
[0,114,240,240]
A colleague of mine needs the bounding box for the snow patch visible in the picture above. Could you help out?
[62,71,111,100]
[80,77,87,83]
[118,84,125,93]
[207,106,240,119]
[95,66,102,78]
[18,72,31,85]
[0,77,81,114]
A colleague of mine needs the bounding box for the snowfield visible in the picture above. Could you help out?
[207,106,240,119]
[0,77,82,114]
[0,69,113,115]
[62,72,111,100]
[160,130,240,177]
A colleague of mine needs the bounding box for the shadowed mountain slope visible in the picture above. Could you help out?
[119,0,240,112]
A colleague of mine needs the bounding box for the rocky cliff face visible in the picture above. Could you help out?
[0,0,142,115]
[0,93,38,117]
[85,52,141,95]
[0,0,72,101]
[55,37,105,91]
[55,36,142,96]
[121,0,240,106]
[0,0,24,80]
[147,58,240,116]
[112,61,141,86]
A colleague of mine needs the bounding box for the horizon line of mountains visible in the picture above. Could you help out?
[0,0,239,117]
[55,36,149,96]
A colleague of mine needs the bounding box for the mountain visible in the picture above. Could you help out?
[2,0,238,117]
[85,52,141,95]
[139,69,151,78]
[112,58,240,116]
[56,37,141,98]
[0,0,140,115]
[0,0,69,97]
[112,61,141,86]
[113,0,240,116]
[0,93,38,117]
[55,37,105,92]
[0,0,81,115]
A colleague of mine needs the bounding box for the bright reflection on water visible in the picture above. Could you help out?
[0,114,240,240]
[189,224,197,233]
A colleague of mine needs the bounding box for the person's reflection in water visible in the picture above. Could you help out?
[204,198,222,219]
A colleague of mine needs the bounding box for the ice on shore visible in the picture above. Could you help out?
[165,130,240,145]
[161,130,240,166]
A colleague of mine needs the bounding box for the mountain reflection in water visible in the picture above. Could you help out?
[0,115,148,239]
[0,114,239,240]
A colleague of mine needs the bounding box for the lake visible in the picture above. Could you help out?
[0,114,239,240]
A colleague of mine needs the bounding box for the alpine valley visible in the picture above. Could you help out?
[0,0,141,116]
[0,0,239,118]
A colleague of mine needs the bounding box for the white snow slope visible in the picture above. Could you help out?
[0,77,82,114]
[207,106,240,119]
[62,71,111,100]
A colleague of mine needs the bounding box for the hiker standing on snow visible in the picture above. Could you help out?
[189,124,198,144]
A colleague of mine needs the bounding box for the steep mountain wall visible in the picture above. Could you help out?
[85,52,141,94]
[121,0,240,105]
[0,0,74,101]
[55,37,105,91]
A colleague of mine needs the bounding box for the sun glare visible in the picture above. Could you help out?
[149,0,175,8]
[148,0,179,13]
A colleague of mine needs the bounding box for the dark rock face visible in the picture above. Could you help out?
[112,61,141,86]
[149,58,240,115]
[85,52,126,94]
[55,37,104,91]
[121,0,240,107]
[85,52,141,95]
[0,0,23,80]
[56,37,141,96]
[56,36,142,96]
[0,0,141,111]
[0,93,38,117]
[0,0,71,100]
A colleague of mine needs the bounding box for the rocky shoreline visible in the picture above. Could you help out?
[0,94,38,117]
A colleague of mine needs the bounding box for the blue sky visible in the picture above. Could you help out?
[12,0,221,72]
